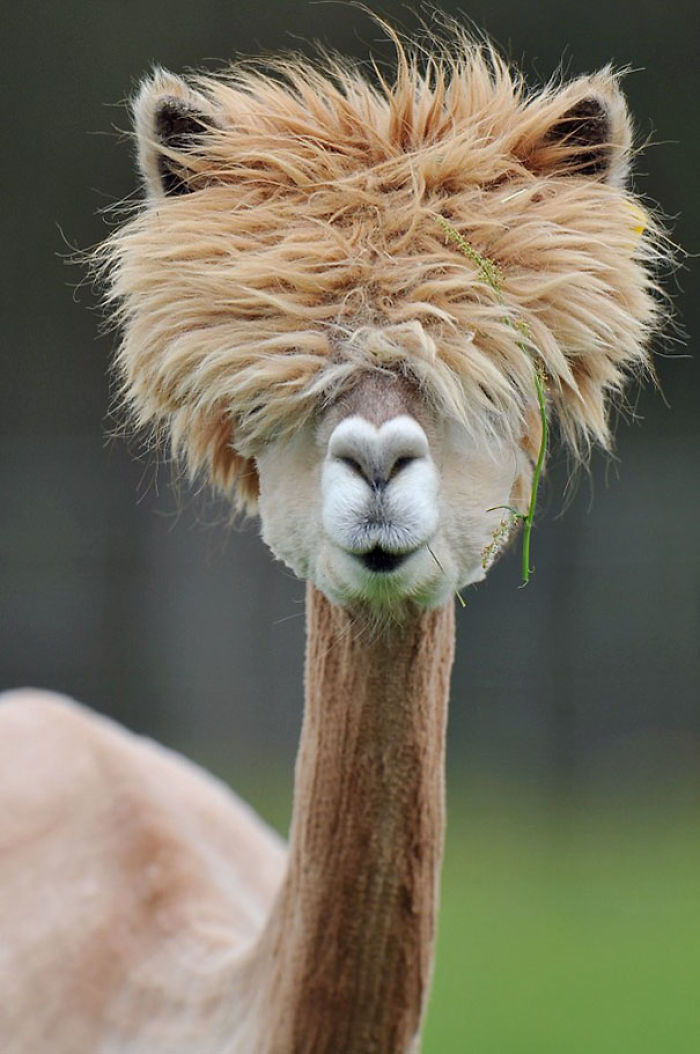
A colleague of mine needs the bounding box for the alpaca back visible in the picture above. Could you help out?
[0,690,285,1053]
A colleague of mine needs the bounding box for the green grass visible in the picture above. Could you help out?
[436,214,550,588]
[423,789,700,1053]
[229,763,700,1051]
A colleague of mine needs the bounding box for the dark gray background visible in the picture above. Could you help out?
[2,1,697,809]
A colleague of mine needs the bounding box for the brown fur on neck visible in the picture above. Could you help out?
[247,584,455,1053]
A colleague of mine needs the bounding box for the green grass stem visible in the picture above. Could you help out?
[520,364,548,585]
[437,216,549,586]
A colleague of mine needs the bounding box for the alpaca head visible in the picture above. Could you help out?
[101,29,661,610]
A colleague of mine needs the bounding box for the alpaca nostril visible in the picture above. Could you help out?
[337,455,387,490]
[335,451,419,490]
[339,456,367,481]
[388,455,415,480]
[328,415,430,491]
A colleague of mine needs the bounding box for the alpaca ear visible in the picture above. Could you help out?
[133,69,220,197]
[526,77,632,185]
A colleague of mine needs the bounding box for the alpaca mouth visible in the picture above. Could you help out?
[357,547,409,574]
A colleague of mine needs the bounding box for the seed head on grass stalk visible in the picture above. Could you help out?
[437,217,549,587]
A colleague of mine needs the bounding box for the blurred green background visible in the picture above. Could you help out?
[2,1,698,1049]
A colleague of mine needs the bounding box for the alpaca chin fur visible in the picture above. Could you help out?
[97,23,664,513]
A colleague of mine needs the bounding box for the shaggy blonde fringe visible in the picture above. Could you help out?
[96,21,666,511]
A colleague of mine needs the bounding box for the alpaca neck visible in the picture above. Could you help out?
[248,583,455,1053]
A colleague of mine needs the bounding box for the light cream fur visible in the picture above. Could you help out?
[0,689,285,1052]
[1,20,666,1054]
[0,589,454,1053]
[256,377,530,607]
[98,26,662,511]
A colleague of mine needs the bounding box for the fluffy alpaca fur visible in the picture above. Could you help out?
[0,23,668,1054]
[98,26,662,511]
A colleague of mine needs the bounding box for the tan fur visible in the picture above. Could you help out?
[0,690,285,1052]
[238,585,455,1052]
[1,21,667,1054]
[0,590,453,1053]
[97,27,662,510]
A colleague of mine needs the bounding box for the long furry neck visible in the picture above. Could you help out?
[248,583,455,1053]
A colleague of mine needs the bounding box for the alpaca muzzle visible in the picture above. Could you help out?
[321,414,440,566]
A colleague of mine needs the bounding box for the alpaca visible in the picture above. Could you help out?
[0,25,661,1054]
